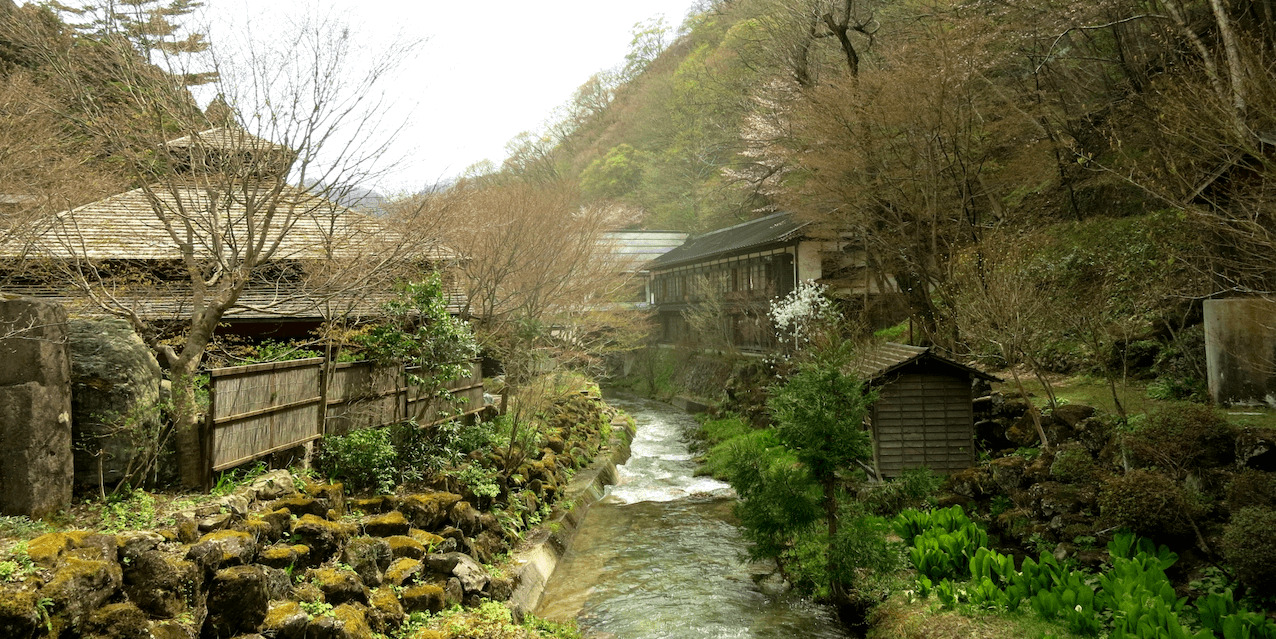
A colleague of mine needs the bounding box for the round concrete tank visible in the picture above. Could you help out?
[1204,298,1276,407]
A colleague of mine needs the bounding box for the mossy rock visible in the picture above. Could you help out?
[399,583,446,614]
[399,492,462,530]
[262,600,308,639]
[82,602,150,639]
[25,531,114,567]
[40,555,123,634]
[258,544,302,570]
[1098,469,1195,540]
[302,481,346,517]
[305,603,374,639]
[385,535,426,559]
[269,496,328,518]
[186,529,257,569]
[0,584,40,638]
[292,580,324,604]
[384,558,423,587]
[291,515,355,562]
[342,537,392,587]
[367,588,404,632]
[306,567,369,606]
[449,501,482,536]
[123,551,200,619]
[407,529,445,549]
[205,565,269,638]
[362,511,411,538]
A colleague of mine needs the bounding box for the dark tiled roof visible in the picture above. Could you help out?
[849,342,1000,382]
[647,212,807,270]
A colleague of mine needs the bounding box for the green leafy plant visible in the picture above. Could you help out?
[99,488,156,531]
[316,428,398,494]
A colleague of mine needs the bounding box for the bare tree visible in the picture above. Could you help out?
[4,13,425,487]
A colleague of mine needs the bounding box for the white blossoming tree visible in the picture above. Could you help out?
[769,279,837,352]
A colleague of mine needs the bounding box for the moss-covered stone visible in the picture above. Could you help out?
[399,583,445,614]
[292,580,324,604]
[25,530,113,567]
[205,565,269,638]
[306,566,369,606]
[362,510,411,538]
[367,587,404,632]
[449,501,481,536]
[291,514,354,563]
[82,602,150,639]
[407,529,445,550]
[384,557,423,587]
[270,496,328,518]
[258,543,301,570]
[342,536,392,587]
[399,492,462,530]
[0,584,40,638]
[186,529,257,568]
[305,603,373,639]
[123,551,199,619]
[386,535,426,559]
[262,600,308,639]
[302,481,346,517]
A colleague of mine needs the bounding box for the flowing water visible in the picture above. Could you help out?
[535,394,848,639]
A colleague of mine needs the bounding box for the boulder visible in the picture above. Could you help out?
[384,558,423,587]
[342,537,392,587]
[40,555,123,633]
[0,297,72,519]
[386,535,426,560]
[261,601,308,639]
[426,552,490,594]
[124,551,201,618]
[449,501,482,536]
[400,584,446,614]
[82,602,151,639]
[245,470,296,502]
[304,603,375,639]
[258,543,309,570]
[399,492,462,530]
[362,511,410,538]
[302,482,345,518]
[306,567,369,606]
[270,496,328,519]
[204,565,269,638]
[367,588,405,633]
[116,530,165,563]
[67,318,161,491]
[1237,427,1276,472]
[1053,404,1097,428]
[187,530,257,569]
[291,515,354,563]
[0,584,40,639]
[990,455,1029,493]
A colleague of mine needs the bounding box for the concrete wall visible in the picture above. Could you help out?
[796,240,824,282]
[1205,298,1276,407]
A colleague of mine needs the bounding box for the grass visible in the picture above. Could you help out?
[999,373,1276,429]
[868,593,1085,639]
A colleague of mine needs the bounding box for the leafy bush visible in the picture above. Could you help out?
[1122,404,1234,478]
[1226,470,1276,512]
[859,468,941,516]
[99,489,156,531]
[317,428,398,494]
[1049,443,1097,484]
[1221,507,1276,596]
[1098,470,1194,540]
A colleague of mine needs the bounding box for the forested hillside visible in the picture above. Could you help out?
[512,0,1275,392]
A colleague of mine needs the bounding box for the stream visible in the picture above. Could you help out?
[535,394,849,639]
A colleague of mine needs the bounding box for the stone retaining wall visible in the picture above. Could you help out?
[507,418,636,615]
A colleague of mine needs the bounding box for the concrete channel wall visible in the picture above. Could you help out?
[507,417,637,615]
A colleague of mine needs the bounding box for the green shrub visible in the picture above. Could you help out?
[1221,507,1276,596]
[1122,404,1234,478]
[859,468,941,516]
[317,428,398,494]
[1049,443,1097,484]
[1098,469,1193,539]
[1226,470,1276,512]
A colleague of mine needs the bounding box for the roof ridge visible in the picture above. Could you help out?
[692,211,794,239]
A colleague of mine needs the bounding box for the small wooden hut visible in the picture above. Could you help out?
[850,342,999,478]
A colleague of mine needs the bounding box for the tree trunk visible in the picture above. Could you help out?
[172,357,204,489]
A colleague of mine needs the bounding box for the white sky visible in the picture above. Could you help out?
[194,0,702,193]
